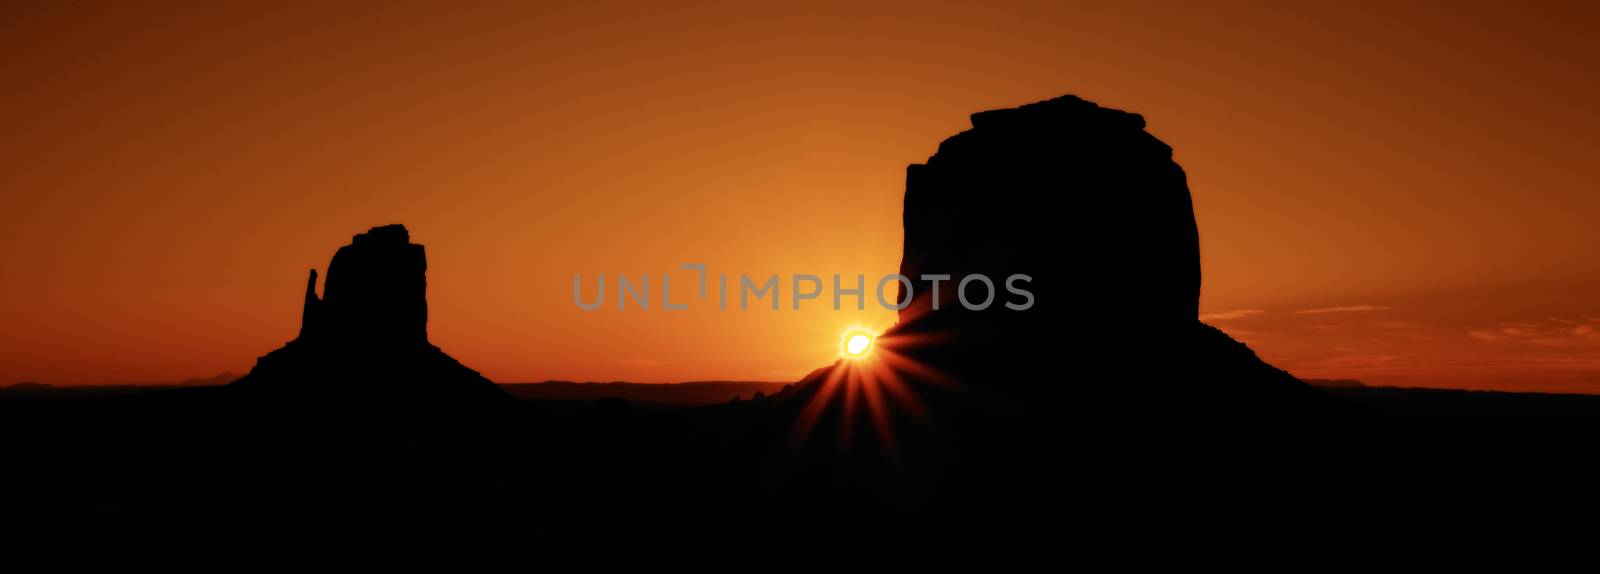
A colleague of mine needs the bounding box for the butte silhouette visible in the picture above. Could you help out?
[704,95,1338,509]
[230,224,512,409]
[886,94,1329,411]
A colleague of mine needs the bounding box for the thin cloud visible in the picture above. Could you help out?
[1388,331,1435,342]
[1468,330,1502,342]
[1305,324,1356,331]
[1199,309,1265,321]
[1469,320,1600,345]
[1294,304,1391,315]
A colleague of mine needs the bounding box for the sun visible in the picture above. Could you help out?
[842,329,875,359]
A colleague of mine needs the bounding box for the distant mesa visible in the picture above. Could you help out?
[231,224,512,407]
[177,372,238,387]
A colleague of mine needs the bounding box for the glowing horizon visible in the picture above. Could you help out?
[3,2,1599,392]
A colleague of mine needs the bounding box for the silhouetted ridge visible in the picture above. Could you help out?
[231,225,511,408]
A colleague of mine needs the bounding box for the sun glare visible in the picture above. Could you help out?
[843,330,874,359]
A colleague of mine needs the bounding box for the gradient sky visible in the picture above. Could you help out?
[3,1,1598,391]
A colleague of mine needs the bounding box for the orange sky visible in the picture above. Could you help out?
[3,1,1598,391]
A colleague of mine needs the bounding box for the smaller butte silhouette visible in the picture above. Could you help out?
[231,224,512,408]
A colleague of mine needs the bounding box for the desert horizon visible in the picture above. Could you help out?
[5,2,1600,543]
[5,2,1599,394]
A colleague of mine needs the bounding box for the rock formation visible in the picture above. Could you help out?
[231,224,512,408]
[882,94,1326,412]
[719,95,1337,508]
[897,95,1196,335]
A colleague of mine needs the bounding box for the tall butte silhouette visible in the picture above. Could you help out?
[230,224,512,408]
[713,95,1338,510]
[886,94,1330,410]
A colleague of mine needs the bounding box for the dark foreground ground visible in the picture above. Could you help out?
[5,381,1599,542]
